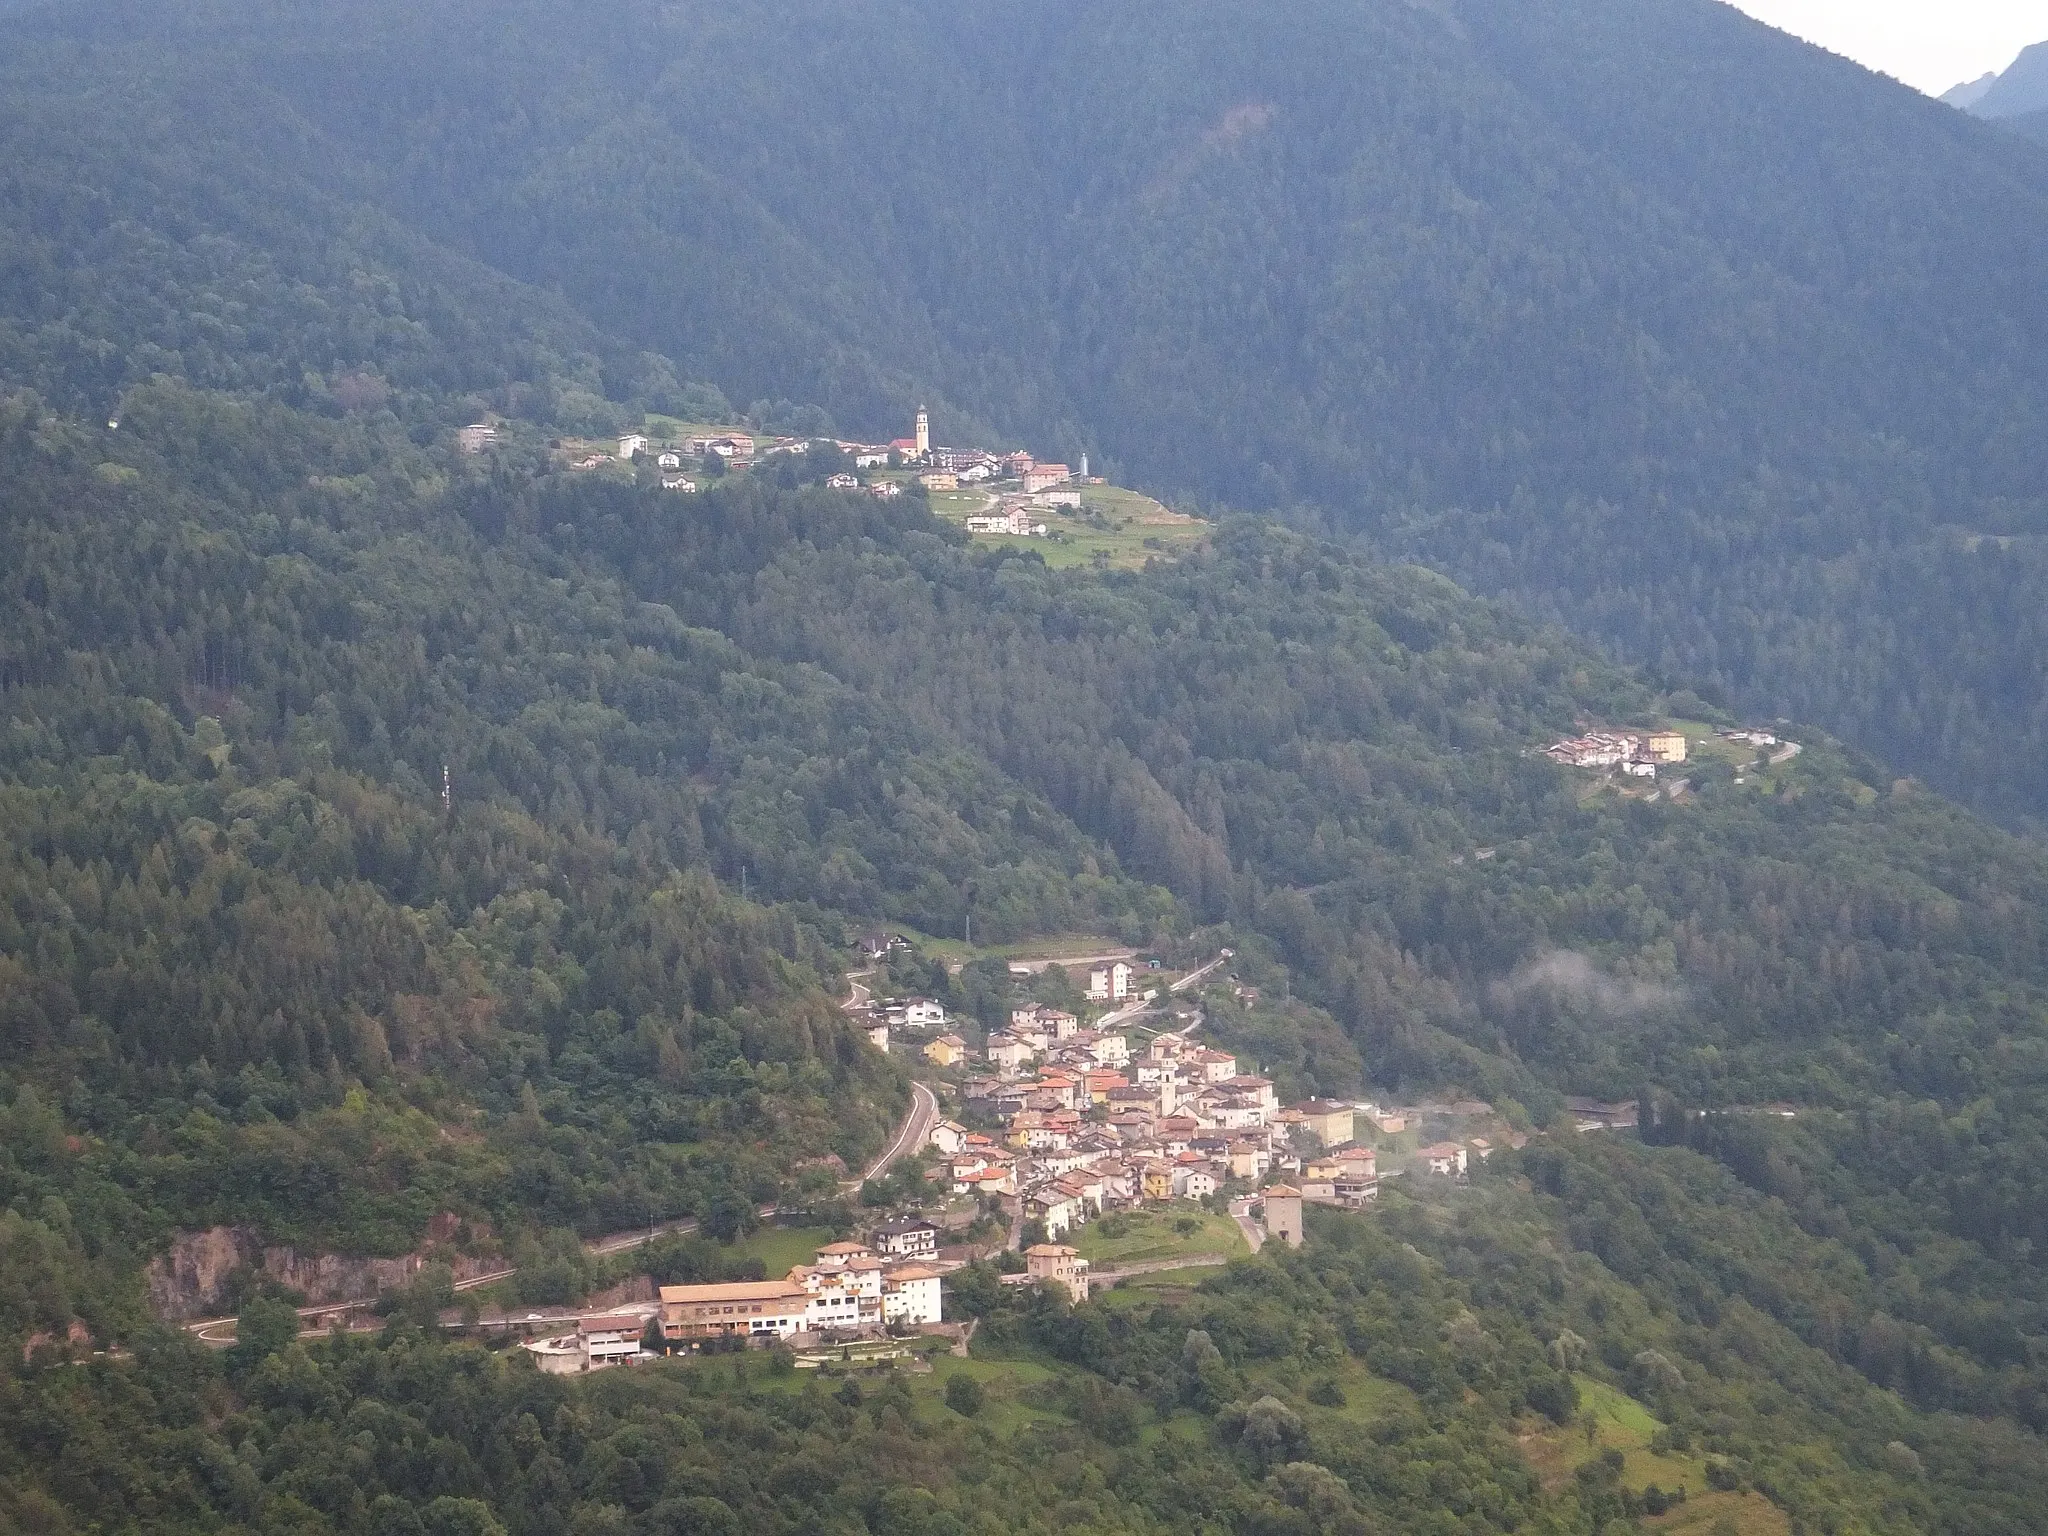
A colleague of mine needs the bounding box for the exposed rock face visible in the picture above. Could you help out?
[146,1220,502,1321]
[580,1274,657,1311]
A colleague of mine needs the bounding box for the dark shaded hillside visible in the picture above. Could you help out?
[5,0,2048,829]
[2006,108,2048,146]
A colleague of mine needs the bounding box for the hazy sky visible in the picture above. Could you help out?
[1722,0,2041,95]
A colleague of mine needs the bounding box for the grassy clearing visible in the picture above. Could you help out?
[1075,1207,1246,1267]
[725,1225,836,1276]
[914,1352,1067,1435]
[1243,1354,1416,1427]
[927,488,993,516]
[925,481,1208,570]
[1519,1377,1788,1536]
[1649,1493,1792,1536]
[638,415,755,444]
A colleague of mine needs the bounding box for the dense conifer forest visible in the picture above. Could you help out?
[8,0,2046,821]
[5,0,2048,1530]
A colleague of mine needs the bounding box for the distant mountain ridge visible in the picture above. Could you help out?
[1942,73,1999,111]
[1946,40,2048,119]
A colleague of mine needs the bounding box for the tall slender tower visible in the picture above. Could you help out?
[915,405,930,459]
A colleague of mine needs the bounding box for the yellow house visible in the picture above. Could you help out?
[1647,731,1688,764]
[919,471,959,491]
[1141,1165,1175,1202]
[924,1034,966,1068]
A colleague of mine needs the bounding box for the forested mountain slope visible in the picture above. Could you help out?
[13,2,2048,1528]
[4,0,2048,829]
[17,379,2048,1525]
[16,362,2048,1436]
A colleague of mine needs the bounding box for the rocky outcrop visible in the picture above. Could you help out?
[147,1218,502,1321]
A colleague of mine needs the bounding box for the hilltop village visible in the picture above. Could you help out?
[469,405,1096,515]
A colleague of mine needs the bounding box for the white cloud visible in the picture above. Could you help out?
[1490,952,1684,1018]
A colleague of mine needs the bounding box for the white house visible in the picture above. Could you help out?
[619,434,650,459]
[1087,1033,1131,1067]
[872,1218,941,1260]
[882,1265,943,1326]
[900,998,948,1029]
[1088,964,1134,1002]
[657,451,683,469]
[986,1032,1035,1075]
[1026,1188,1078,1237]
[1419,1142,1469,1178]
[793,1257,886,1333]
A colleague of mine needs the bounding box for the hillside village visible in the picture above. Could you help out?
[851,948,1553,1255]
[462,406,1204,563]
[473,403,1092,507]
[519,940,1593,1375]
[1544,722,1802,795]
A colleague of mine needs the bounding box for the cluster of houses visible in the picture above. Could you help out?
[931,1017,1383,1236]
[843,992,951,1056]
[1545,725,1800,781]
[1544,729,1689,777]
[523,1223,948,1372]
[523,407,1110,516]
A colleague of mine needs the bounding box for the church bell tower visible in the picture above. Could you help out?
[915,405,930,459]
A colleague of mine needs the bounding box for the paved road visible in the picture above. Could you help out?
[862,1080,938,1185]
[845,967,875,1009]
[1171,951,1231,993]
[1228,1197,1266,1254]
[1096,994,1157,1029]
